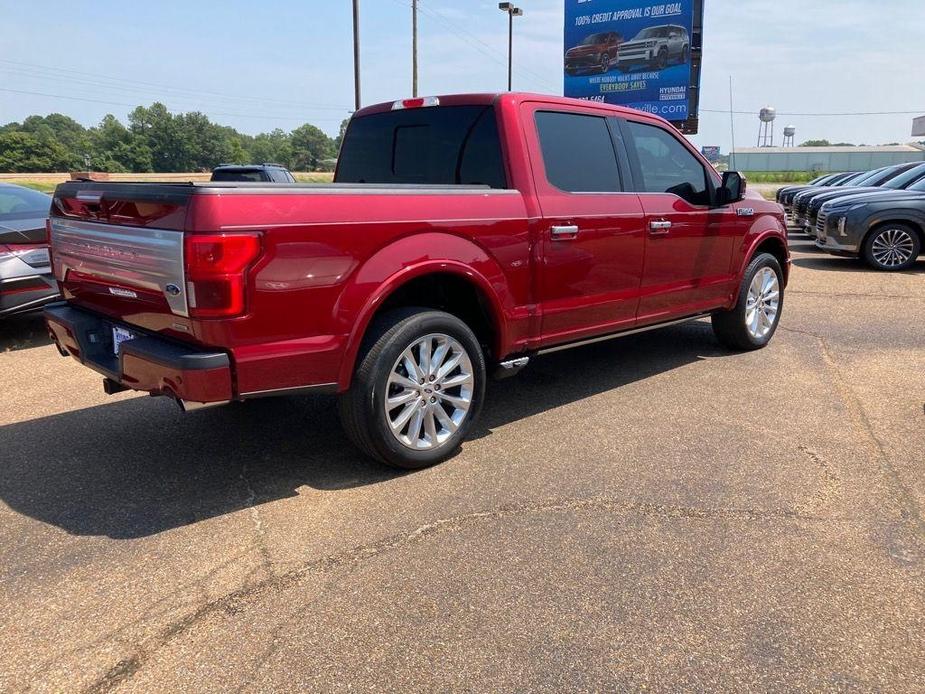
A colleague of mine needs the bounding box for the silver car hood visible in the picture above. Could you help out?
[0,216,47,245]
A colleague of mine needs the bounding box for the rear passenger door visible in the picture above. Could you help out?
[523,104,647,345]
[620,118,737,323]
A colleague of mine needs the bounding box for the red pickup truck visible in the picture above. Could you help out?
[45,93,789,469]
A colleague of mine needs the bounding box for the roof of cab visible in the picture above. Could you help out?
[352,92,670,127]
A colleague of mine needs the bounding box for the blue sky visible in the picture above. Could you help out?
[1,0,923,152]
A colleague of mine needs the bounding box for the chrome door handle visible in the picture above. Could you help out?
[649,220,672,235]
[550,225,580,240]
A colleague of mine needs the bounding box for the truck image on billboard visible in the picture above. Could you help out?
[564,0,703,133]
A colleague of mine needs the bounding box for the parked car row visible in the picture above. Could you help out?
[777,163,925,271]
[564,25,690,75]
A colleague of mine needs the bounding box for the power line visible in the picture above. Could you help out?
[0,67,347,119]
[0,87,347,122]
[389,0,558,93]
[701,108,924,117]
[0,59,351,111]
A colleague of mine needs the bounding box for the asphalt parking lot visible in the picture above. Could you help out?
[1,232,923,692]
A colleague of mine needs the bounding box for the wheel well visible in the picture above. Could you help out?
[753,237,789,281]
[374,273,497,359]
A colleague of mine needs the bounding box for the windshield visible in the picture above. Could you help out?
[0,185,51,221]
[633,27,664,40]
[839,171,875,186]
[906,177,925,192]
[580,34,606,45]
[883,164,925,189]
[211,170,269,182]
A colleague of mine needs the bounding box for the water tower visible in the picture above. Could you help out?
[757,106,777,147]
[783,125,796,147]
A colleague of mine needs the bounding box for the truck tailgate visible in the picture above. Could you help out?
[50,182,194,333]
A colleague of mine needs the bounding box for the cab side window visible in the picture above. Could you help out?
[625,121,710,206]
[535,111,623,193]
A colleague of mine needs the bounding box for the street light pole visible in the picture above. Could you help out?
[412,0,418,97]
[352,0,361,111]
[498,3,523,92]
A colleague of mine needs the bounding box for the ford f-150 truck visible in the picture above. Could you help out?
[44,93,789,469]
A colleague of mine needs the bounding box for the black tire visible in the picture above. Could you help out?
[861,223,921,272]
[338,309,486,470]
[599,53,610,73]
[711,253,784,351]
[655,49,668,70]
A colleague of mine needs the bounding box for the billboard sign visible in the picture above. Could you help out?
[913,115,925,138]
[700,146,720,162]
[563,0,703,133]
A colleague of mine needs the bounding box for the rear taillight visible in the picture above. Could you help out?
[184,233,262,318]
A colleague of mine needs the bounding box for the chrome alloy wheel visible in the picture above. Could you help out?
[871,228,915,268]
[745,267,780,339]
[385,333,474,451]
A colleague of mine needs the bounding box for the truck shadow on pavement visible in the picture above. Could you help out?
[0,311,53,352]
[0,322,726,539]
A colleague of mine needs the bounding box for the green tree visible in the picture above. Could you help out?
[334,117,350,153]
[799,139,832,147]
[129,103,190,172]
[290,123,334,171]
[250,128,293,167]
[0,131,73,171]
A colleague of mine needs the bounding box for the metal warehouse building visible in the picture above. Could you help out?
[731,144,925,172]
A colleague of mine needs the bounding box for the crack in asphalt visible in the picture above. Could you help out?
[796,445,841,514]
[779,325,925,537]
[81,497,833,693]
[239,461,272,576]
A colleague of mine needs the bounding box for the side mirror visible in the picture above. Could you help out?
[717,171,746,206]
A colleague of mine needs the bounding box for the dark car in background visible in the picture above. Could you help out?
[804,162,925,232]
[790,167,906,230]
[0,183,59,318]
[816,176,925,271]
[778,172,859,212]
[564,32,623,75]
[210,163,295,183]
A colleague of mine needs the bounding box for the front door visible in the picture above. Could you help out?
[620,119,738,324]
[523,104,646,346]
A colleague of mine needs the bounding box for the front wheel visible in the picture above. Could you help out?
[712,253,784,351]
[338,309,486,469]
[599,53,610,73]
[862,224,920,271]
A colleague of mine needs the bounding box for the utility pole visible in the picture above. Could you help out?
[412,0,418,97]
[498,3,523,92]
[352,0,361,111]
[728,75,737,170]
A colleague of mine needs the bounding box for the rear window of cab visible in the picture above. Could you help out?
[335,105,507,189]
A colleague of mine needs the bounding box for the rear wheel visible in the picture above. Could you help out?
[599,53,610,73]
[712,253,784,351]
[338,309,486,469]
[862,224,920,271]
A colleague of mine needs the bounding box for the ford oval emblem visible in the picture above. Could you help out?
[165,284,182,297]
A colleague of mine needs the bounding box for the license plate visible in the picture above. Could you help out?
[112,326,136,355]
